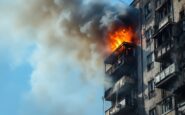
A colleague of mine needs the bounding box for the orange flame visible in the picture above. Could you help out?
[106,27,139,52]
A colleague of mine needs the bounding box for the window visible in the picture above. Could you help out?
[149,108,156,115]
[144,2,152,20]
[180,9,185,19]
[183,21,185,31]
[148,79,155,99]
[156,0,162,8]
[161,89,168,98]
[145,28,153,47]
[147,52,154,71]
[161,97,173,114]
[156,0,172,22]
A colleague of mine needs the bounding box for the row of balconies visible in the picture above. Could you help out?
[153,16,185,91]
[153,18,185,63]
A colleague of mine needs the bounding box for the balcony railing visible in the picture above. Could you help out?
[155,40,174,62]
[155,0,168,11]
[158,15,172,30]
[155,63,178,88]
[105,57,136,77]
[104,42,136,77]
[104,76,135,100]
[105,99,136,115]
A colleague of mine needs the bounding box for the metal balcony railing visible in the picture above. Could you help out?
[155,0,168,11]
[104,76,135,100]
[105,57,136,77]
[105,99,136,115]
[104,42,136,77]
[155,63,178,87]
[154,39,174,62]
[158,15,172,30]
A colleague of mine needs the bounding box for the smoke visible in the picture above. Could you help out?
[14,0,138,115]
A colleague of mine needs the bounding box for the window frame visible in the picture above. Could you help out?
[161,97,173,114]
[149,107,157,115]
[147,52,154,71]
[145,28,153,48]
[144,1,152,21]
[148,79,155,99]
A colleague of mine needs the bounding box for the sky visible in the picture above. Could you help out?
[0,0,133,115]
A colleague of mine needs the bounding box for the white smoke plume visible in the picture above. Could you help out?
[9,0,134,115]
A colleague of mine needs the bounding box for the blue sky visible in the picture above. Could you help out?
[0,0,133,115]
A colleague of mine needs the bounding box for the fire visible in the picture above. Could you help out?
[106,26,138,52]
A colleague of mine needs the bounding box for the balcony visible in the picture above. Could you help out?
[154,40,174,62]
[176,18,185,49]
[104,76,135,101]
[105,42,136,78]
[154,0,173,33]
[155,0,168,11]
[154,15,173,35]
[158,15,172,31]
[155,63,178,89]
[105,98,136,115]
[105,57,136,78]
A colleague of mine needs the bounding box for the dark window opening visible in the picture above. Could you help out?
[161,97,173,114]
[149,108,156,115]
[156,0,172,23]
[156,28,172,48]
[148,79,155,99]
[147,52,154,71]
[180,9,185,19]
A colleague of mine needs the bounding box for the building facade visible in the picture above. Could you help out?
[104,0,185,115]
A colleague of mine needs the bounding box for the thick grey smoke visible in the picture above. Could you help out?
[19,0,136,54]
[14,0,137,115]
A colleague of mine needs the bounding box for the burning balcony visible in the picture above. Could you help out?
[155,63,178,89]
[105,98,136,115]
[153,24,174,62]
[104,76,135,101]
[104,42,136,78]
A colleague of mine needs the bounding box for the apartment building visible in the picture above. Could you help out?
[104,0,185,115]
